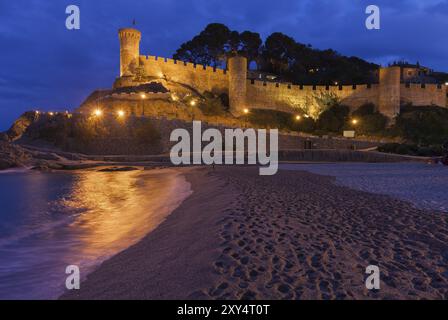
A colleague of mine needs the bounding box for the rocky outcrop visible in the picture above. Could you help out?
[0,132,9,142]
[6,111,37,141]
[0,141,33,169]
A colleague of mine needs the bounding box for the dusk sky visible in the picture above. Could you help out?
[1,0,448,130]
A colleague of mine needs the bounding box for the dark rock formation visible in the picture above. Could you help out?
[5,111,38,141]
[0,141,33,169]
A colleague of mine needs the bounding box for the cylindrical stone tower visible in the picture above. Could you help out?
[379,66,401,119]
[118,28,141,77]
[228,55,248,116]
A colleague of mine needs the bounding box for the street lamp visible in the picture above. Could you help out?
[352,119,359,125]
[93,109,103,117]
[295,115,301,121]
[140,93,147,116]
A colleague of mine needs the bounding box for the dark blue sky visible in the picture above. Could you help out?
[1,0,447,130]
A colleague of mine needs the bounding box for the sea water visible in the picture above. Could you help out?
[0,168,191,299]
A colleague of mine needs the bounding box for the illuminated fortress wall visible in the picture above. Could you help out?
[245,81,380,117]
[139,55,229,95]
[114,27,448,119]
[400,83,446,107]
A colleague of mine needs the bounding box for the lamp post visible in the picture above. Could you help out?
[140,93,146,116]
[242,108,250,127]
[189,99,197,121]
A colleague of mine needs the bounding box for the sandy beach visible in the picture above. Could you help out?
[61,166,448,300]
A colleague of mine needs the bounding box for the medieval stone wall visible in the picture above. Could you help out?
[245,80,380,117]
[400,83,446,107]
[140,55,229,95]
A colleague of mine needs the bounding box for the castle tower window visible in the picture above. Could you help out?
[250,79,255,84]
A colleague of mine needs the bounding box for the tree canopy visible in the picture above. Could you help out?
[173,23,378,85]
[173,23,261,68]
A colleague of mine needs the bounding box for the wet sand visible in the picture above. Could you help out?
[61,166,448,300]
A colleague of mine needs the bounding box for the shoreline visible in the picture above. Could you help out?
[61,166,448,300]
[0,167,193,299]
[0,139,438,173]
[60,166,235,299]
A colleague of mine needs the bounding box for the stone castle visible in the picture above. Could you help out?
[80,27,448,119]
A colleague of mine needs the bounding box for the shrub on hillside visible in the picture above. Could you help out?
[199,92,228,116]
[393,105,448,145]
[351,103,388,135]
[378,143,443,157]
[315,104,350,133]
[247,109,315,132]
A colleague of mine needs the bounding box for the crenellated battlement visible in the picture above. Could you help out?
[248,79,379,92]
[139,54,228,76]
[402,83,445,90]
[118,28,141,40]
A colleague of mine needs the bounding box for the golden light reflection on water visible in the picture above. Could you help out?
[62,168,191,264]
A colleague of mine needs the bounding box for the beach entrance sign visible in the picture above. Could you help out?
[343,130,356,138]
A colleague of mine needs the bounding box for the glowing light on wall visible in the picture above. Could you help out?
[93,109,103,117]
